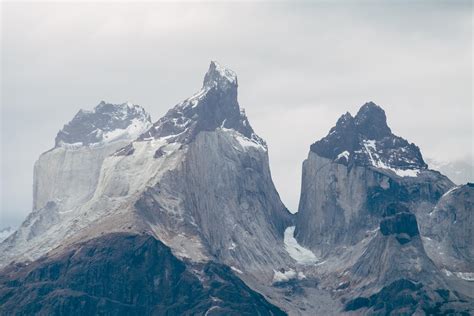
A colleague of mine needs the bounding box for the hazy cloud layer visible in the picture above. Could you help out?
[1,1,472,227]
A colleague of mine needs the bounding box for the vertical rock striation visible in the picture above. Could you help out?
[296,102,453,256]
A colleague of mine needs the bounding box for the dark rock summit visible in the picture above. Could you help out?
[296,101,453,256]
[310,102,427,171]
[294,101,471,314]
[353,101,392,139]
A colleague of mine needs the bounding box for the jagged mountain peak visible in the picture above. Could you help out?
[139,61,265,148]
[334,111,354,127]
[354,101,392,139]
[310,101,426,177]
[203,60,238,91]
[330,102,391,140]
[55,101,152,148]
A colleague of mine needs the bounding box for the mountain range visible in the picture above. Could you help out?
[1,61,472,315]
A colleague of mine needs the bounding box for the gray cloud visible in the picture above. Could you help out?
[1,1,472,227]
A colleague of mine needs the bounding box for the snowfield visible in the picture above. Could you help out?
[284,226,318,265]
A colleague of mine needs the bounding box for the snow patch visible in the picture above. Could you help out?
[57,142,84,149]
[178,86,211,109]
[441,185,460,198]
[102,118,150,144]
[212,60,237,84]
[442,269,474,281]
[455,272,474,281]
[204,306,220,316]
[220,128,266,151]
[231,266,243,274]
[235,134,265,151]
[363,139,420,177]
[272,268,306,283]
[58,116,151,149]
[336,151,350,161]
[284,226,318,264]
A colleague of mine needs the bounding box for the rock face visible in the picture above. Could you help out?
[344,279,470,315]
[294,102,472,314]
[295,102,453,256]
[0,61,297,314]
[136,129,292,273]
[343,203,470,314]
[126,61,292,277]
[1,102,152,266]
[310,102,427,172]
[0,61,293,287]
[379,204,420,244]
[423,183,474,274]
[34,101,152,211]
[2,65,472,315]
[349,204,440,284]
[139,61,263,146]
[0,233,285,315]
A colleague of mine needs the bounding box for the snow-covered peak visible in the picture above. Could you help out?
[139,61,265,148]
[203,60,238,91]
[311,102,427,177]
[55,101,152,148]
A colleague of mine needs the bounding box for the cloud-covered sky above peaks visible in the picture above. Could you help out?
[1,1,472,227]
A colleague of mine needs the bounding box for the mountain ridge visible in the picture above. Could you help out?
[1,62,472,315]
[310,101,427,177]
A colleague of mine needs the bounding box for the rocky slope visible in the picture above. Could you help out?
[0,102,152,265]
[34,101,152,211]
[294,102,473,314]
[342,203,469,314]
[0,233,285,315]
[1,66,472,315]
[0,61,298,313]
[130,61,293,276]
[423,183,474,276]
[295,102,454,256]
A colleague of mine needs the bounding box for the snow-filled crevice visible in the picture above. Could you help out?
[283,226,318,264]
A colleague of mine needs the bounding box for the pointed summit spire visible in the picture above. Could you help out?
[139,61,264,147]
[203,60,238,90]
[354,101,391,139]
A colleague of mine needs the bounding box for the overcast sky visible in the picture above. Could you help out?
[1,1,472,228]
